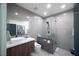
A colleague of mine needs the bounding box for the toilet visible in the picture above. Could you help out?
[35,42,41,49]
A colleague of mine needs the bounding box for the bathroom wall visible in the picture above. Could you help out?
[7,3,43,39]
[0,4,7,56]
[55,11,74,50]
[28,16,43,39]
[43,11,74,51]
[42,17,56,39]
[42,18,52,37]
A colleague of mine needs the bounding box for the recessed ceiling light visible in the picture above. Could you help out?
[57,17,60,19]
[44,12,47,15]
[27,16,30,19]
[47,4,51,9]
[63,13,66,15]
[61,4,66,9]
[14,12,18,15]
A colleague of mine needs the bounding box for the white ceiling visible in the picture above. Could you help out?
[16,3,74,17]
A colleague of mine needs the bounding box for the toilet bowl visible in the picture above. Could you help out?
[35,42,41,49]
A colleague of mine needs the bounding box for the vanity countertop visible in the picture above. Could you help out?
[7,37,35,48]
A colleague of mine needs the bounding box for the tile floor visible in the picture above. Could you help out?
[31,47,74,56]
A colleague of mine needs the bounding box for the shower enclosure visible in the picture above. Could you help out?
[37,17,57,54]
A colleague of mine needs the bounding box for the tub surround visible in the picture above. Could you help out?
[37,37,56,54]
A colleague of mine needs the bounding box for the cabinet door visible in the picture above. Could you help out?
[23,43,28,56]
[29,41,34,48]
[28,41,35,56]
[10,46,19,56]
[7,48,11,56]
[16,43,28,56]
[17,44,23,56]
[7,46,18,56]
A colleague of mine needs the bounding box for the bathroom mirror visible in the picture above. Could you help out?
[16,25,25,36]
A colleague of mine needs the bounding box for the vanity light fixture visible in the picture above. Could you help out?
[61,4,66,9]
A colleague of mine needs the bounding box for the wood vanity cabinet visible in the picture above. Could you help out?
[7,41,35,56]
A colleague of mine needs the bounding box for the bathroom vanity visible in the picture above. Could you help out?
[7,37,35,56]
